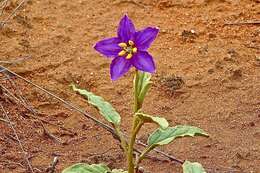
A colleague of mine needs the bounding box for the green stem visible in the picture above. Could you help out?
[127,117,143,173]
[114,125,128,157]
[128,70,145,173]
[134,70,140,113]
[136,145,154,167]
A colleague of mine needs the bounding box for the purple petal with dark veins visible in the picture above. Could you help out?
[94,37,121,58]
[110,57,132,80]
[134,27,159,51]
[131,51,155,73]
[117,15,136,42]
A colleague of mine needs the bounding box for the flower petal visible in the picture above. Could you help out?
[134,27,159,51]
[94,37,121,57]
[110,57,132,80]
[131,51,155,73]
[117,15,136,42]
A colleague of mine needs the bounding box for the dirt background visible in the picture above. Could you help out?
[0,0,260,173]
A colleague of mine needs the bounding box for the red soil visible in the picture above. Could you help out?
[0,0,259,172]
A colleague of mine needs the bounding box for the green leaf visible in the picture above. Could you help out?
[110,169,128,173]
[137,72,152,101]
[62,163,110,173]
[71,84,121,125]
[136,113,169,129]
[183,161,207,173]
[148,125,208,147]
[135,71,152,107]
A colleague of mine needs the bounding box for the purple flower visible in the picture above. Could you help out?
[94,15,159,80]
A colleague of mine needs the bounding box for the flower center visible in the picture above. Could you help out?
[118,40,138,59]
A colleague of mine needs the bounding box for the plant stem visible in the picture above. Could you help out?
[134,70,141,112]
[136,145,154,167]
[114,125,128,156]
[128,70,144,173]
[128,117,143,173]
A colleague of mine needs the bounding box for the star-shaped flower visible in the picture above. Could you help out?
[94,15,159,80]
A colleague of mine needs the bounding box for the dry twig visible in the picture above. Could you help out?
[0,103,34,173]
[0,83,75,135]
[0,160,24,169]
[1,75,64,143]
[0,117,9,123]
[40,123,63,144]
[0,0,9,16]
[0,65,184,164]
[0,0,29,27]
[46,156,59,173]
[5,134,19,143]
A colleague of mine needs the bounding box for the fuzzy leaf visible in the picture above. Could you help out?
[71,84,121,125]
[62,163,110,173]
[137,72,152,102]
[148,125,208,147]
[183,161,207,173]
[136,113,169,129]
[111,169,128,173]
[135,71,152,107]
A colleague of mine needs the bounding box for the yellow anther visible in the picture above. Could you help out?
[118,50,126,56]
[132,47,137,53]
[128,40,134,46]
[118,42,127,48]
[126,53,133,59]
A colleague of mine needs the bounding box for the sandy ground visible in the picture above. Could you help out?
[0,0,259,172]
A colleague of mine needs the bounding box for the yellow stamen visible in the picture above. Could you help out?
[126,53,133,59]
[128,40,134,46]
[118,42,127,48]
[132,47,137,53]
[118,50,126,56]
